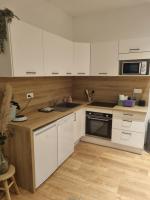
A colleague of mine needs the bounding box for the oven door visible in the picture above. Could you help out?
[122,62,141,74]
[86,116,112,139]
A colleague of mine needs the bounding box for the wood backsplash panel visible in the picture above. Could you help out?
[72,77,150,104]
[0,77,73,113]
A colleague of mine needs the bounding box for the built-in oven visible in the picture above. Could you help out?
[86,111,112,139]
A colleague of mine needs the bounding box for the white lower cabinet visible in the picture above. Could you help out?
[112,111,146,150]
[73,109,85,144]
[34,123,58,188]
[58,114,74,166]
[112,129,145,149]
[33,110,84,188]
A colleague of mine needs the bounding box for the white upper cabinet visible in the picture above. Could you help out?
[91,41,119,76]
[9,19,44,77]
[43,31,73,76]
[73,42,90,76]
[119,37,150,60]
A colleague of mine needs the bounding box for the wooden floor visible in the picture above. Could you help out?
[4,142,150,200]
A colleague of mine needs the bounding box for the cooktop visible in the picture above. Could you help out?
[89,102,117,108]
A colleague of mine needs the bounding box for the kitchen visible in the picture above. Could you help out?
[1,0,150,200]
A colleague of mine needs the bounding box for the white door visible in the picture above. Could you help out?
[63,39,74,76]
[74,109,85,143]
[74,42,90,76]
[119,37,150,54]
[43,31,73,76]
[91,41,119,76]
[58,114,74,166]
[9,19,44,77]
[34,123,58,188]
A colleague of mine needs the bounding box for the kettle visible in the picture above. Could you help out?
[10,101,20,121]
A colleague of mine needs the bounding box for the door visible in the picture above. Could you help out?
[74,109,85,143]
[34,123,58,188]
[58,114,74,166]
[43,31,73,76]
[91,41,119,76]
[74,42,90,76]
[9,19,44,77]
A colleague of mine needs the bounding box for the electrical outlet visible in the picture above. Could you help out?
[133,88,142,94]
[26,92,34,99]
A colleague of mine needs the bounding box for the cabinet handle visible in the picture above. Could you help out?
[77,72,86,75]
[122,131,132,135]
[123,120,132,122]
[52,72,59,75]
[74,113,77,121]
[66,72,72,75]
[123,113,133,117]
[98,73,108,75]
[129,48,140,52]
[26,72,36,75]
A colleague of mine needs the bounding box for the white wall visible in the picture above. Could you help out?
[0,0,73,40]
[73,3,150,42]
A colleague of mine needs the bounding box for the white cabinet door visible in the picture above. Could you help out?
[9,19,44,77]
[112,129,145,149]
[64,39,74,76]
[91,41,119,76]
[74,42,90,76]
[34,123,58,188]
[58,114,74,166]
[119,37,150,54]
[74,109,85,143]
[43,31,73,76]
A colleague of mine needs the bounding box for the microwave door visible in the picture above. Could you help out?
[122,62,140,74]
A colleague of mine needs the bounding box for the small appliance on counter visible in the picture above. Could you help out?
[138,100,146,107]
[10,101,28,122]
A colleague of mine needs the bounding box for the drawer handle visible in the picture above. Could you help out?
[77,72,86,75]
[122,132,132,136]
[52,72,59,75]
[129,48,140,51]
[26,72,36,74]
[66,72,72,75]
[123,114,133,117]
[123,120,132,122]
[98,73,108,75]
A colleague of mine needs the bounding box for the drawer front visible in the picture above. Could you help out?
[112,129,145,149]
[113,111,146,121]
[112,118,145,133]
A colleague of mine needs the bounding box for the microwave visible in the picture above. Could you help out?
[120,60,149,75]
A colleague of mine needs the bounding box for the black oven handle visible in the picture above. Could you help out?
[87,116,111,122]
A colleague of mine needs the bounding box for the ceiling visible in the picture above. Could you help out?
[49,0,150,17]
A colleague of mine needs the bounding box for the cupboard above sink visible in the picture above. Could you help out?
[0,19,90,77]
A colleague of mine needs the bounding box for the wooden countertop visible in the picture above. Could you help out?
[9,101,148,131]
[10,101,87,131]
[113,105,148,114]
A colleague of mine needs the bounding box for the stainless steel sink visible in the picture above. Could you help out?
[54,102,81,112]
